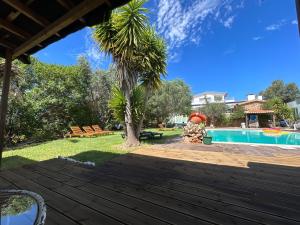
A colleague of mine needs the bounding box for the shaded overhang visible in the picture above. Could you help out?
[0,0,129,63]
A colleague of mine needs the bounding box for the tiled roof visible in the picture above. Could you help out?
[238,100,266,105]
[245,109,274,114]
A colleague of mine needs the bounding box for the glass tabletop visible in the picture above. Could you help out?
[0,190,46,225]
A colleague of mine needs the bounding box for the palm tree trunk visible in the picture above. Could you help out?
[124,87,139,146]
[136,83,151,136]
[117,63,139,147]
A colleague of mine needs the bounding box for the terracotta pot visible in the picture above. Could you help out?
[190,116,203,124]
[189,113,207,124]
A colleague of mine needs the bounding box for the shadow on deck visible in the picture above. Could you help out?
[0,150,299,225]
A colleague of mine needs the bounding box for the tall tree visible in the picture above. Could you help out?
[93,0,148,146]
[201,102,228,127]
[146,80,192,124]
[263,98,293,120]
[91,67,117,128]
[260,80,300,103]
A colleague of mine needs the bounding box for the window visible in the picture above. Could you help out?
[214,95,223,102]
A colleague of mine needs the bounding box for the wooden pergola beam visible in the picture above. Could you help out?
[3,0,50,27]
[13,0,105,59]
[56,0,86,24]
[56,0,74,10]
[0,18,31,39]
[0,50,12,169]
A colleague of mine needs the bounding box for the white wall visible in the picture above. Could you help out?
[192,94,225,105]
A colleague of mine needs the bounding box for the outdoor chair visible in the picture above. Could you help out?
[65,126,93,138]
[82,126,106,136]
[91,125,114,135]
[249,121,259,128]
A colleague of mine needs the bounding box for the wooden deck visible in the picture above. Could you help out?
[1,152,300,225]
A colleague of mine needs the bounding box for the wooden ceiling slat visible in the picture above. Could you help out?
[0,18,31,39]
[56,0,74,10]
[13,0,106,59]
[3,0,60,39]
[0,38,16,49]
[3,0,50,27]
[6,0,35,22]
[56,0,86,24]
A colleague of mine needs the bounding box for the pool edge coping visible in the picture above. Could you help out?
[211,141,300,149]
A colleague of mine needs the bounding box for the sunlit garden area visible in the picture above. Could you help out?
[2,129,182,170]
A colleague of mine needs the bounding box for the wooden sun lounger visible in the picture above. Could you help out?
[158,124,175,131]
[82,126,106,136]
[65,126,93,138]
[91,125,114,135]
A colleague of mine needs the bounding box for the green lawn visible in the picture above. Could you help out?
[2,129,182,170]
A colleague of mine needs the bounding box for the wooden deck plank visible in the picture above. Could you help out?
[24,165,215,225]
[100,161,300,213]
[0,173,79,225]
[40,159,300,218]
[31,160,300,224]
[1,152,300,225]
[114,153,300,179]
[108,155,300,194]
[102,157,300,201]
[78,161,300,218]
[23,164,223,225]
[0,170,124,225]
[46,208,80,225]
[14,167,172,225]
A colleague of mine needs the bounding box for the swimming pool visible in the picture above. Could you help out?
[207,129,300,146]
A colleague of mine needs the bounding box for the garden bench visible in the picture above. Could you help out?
[121,131,163,140]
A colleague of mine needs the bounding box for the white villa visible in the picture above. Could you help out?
[169,92,271,125]
[192,91,235,110]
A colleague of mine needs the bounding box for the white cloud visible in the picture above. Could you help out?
[292,20,298,25]
[79,28,107,69]
[154,0,244,62]
[252,36,263,41]
[223,16,235,28]
[265,20,286,31]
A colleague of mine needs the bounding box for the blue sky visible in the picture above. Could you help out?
[35,0,300,101]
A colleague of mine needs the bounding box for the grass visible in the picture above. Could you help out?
[2,129,182,170]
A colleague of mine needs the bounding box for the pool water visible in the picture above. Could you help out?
[207,129,300,146]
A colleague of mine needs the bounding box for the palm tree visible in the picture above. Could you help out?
[136,28,167,134]
[93,0,148,146]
